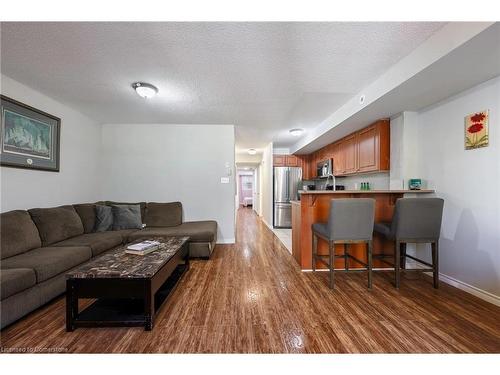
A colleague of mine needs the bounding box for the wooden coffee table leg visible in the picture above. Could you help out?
[144,280,154,331]
[66,279,77,332]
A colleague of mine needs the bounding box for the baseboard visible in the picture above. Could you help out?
[217,238,235,244]
[302,267,393,272]
[261,218,273,231]
[426,272,500,307]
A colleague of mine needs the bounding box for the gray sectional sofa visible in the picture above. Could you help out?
[0,201,217,329]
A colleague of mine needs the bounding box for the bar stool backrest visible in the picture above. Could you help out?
[392,198,444,240]
[327,198,375,241]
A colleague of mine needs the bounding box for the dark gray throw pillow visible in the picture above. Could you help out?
[112,204,142,231]
[95,205,113,232]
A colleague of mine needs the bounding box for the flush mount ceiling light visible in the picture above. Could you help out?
[248,149,257,155]
[289,128,304,137]
[132,82,158,99]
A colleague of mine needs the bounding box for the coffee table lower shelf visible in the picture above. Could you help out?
[66,262,188,331]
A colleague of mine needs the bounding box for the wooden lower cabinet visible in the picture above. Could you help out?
[291,201,302,265]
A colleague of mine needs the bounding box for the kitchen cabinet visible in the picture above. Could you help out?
[357,124,378,172]
[303,119,390,177]
[273,155,286,167]
[342,134,358,174]
[286,154,299,167]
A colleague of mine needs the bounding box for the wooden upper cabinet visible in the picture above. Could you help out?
[286,154,299,167]
[332,142,345,175]
[342,134,358,174]
[273,155,286,167]
[357,124,379,173]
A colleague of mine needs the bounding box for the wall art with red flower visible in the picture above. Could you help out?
[465,110,489,150]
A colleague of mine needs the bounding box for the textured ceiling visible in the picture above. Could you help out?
[0,22,445,150]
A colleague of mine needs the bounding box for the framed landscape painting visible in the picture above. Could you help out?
[0,95,60,171]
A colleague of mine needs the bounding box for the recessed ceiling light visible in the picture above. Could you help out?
[248,149,257,155]
[289,128,304,137]
[132,82,158,99]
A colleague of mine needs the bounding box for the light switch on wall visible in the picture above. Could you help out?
[220,177,230,184]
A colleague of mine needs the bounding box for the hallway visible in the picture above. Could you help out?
[1,208,500,353]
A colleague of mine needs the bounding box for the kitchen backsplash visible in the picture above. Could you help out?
[302,172,390,190]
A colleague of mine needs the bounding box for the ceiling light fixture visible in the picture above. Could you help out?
[248,149,257,155]
[132,82,158,99]
[289,128,304,137]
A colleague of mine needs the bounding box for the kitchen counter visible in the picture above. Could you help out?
[291,189,435,270]
[299,189,434,194]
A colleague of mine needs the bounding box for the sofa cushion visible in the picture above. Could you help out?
[112,205,143,230]
[105,201,146,221]
[145,202,182,227]
[1,268,37,300]
[73,204,97,233]
[0,210,42,259]
[52,232,123,257]
[28,206,84,246]
[127,220,217,243]
[95,205,113,232]
[1,246,91,283]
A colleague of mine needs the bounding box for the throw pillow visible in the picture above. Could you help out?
[95,205,113,232]
[112,204,142,231]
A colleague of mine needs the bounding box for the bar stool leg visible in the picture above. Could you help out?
[312,233,317,272]
[344,243,349,271]
[367,240,373,289]
[400,243,407,269]
[394,240,401,289]
[329,241,335,289]
[432,241,439,289]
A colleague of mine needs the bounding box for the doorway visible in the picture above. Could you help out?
[237,168,254,209]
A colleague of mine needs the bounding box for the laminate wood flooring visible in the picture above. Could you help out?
[1,207,499,353]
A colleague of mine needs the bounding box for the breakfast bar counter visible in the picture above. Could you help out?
[291,190,435,270]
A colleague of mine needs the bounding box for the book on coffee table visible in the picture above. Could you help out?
[126,240,161,255]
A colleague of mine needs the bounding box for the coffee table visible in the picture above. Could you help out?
[66,236,189,331]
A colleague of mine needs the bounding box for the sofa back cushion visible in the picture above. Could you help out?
[73,204,96,233]
[105,201,146,221]
[28,205,84,246]
[94,205,113,232]
[0,210,42,259]
[145,202,182,227]
[112,205,143,230]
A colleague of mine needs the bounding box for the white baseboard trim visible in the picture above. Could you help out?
[302,267,393,272]
[217,238,235,244]
[261,218,273,231]
[426,272,500,307]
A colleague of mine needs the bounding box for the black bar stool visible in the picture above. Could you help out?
[373,197,444,289]
[312,198,375,289]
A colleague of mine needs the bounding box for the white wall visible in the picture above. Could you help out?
[0,75,102,212]
[100,124,236,243]
[259,143,273,228]
[415,76,500,301]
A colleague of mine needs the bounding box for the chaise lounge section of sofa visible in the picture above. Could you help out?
[0,201,217,329]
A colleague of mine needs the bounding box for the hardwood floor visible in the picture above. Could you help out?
[1,207,500,353]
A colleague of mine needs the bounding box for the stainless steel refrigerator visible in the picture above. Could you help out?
[273,167,302,228]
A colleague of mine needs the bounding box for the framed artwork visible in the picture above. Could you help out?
[465,110,489,150]
[0,95,60,171]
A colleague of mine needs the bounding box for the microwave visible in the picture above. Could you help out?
[316,159,333,179]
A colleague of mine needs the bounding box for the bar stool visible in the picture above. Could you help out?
[312,198,375,289]
[373,197,444,289]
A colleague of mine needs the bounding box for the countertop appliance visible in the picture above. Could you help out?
[316,159,333,179]
[273,167,302,228]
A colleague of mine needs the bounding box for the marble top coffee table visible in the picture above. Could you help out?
[66,236,189,331]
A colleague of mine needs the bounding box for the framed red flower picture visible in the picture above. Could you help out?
[465,110,489,150]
